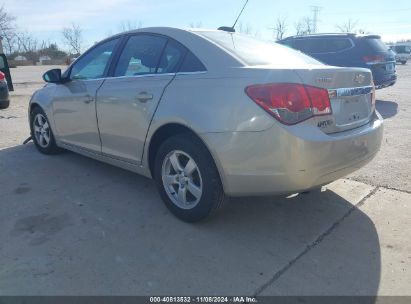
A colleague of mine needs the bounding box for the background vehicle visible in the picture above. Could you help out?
[29,28,383,222]
[279,33,397,89]
[0,71,10,109]
[390,44,411,64]
[0,54,14,92]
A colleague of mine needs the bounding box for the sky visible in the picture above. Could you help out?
[4,0,411,52]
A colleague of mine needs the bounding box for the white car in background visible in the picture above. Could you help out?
[390,45,411,64]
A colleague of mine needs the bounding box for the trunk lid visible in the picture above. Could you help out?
[295,67,375,133]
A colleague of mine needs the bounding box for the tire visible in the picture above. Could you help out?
[0,99,9,109]
[154,133,225,222]
[401,61,407,65]
[30,107,62,154]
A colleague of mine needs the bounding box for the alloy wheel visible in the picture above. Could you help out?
[161,150,203,210]
[33,113,51,148]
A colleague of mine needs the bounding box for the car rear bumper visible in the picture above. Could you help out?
[371,67,397,89]
[374,74,397,89]
[203,112,383,196]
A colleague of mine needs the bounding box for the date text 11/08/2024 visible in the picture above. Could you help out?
[149,297,258,303]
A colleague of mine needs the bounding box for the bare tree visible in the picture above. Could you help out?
[2,30,17,54]
[189,21,203,28]
[62,23,83,55]
[295,17,312,36]
[336,19,358,33]
[237,22,252,35]
[0,5,17,54]
[295,21,304,36]
[357,28,369,35]
[271,17,287,41]
[118,20,143,32]
[39,40,49,51]
[15,30,38,63]
[236,22,260,37]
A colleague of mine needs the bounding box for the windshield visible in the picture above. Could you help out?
[395,45,411,54]
[195,31,323,67]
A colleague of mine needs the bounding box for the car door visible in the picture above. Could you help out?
[0,54,14,91]
[51,37,121,152]
[96,35,186,163]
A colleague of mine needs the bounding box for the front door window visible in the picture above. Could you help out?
[70,38,120,80]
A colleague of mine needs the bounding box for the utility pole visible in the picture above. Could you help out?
[311,6,322,33]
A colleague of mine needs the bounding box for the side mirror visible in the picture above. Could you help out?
[43,69,66,83]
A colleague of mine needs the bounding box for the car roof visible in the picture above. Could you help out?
[99,27,244,72]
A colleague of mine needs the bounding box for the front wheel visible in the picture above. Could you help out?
[30,107,62,154]
[154,134,225,222]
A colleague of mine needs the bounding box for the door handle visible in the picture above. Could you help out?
[84,95,94,104]
[136,92,153,103]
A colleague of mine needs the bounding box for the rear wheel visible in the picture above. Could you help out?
[401,61,407,65]
[154,134,225,222]
[30,107,62,154]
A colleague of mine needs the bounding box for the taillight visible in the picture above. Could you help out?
[245,83,332,125]
[0,72,5,81]
[362,55,385,64]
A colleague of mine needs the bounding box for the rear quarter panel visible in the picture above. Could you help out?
[149,69,304,134]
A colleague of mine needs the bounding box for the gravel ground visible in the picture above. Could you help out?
[348,64,411,192]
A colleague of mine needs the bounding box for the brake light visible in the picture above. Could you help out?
[0,72,4,81]
[362,55,385,64]
[245,83,332,125]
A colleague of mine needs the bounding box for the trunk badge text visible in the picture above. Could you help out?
[317,119,333,128]
[316,77,333,84]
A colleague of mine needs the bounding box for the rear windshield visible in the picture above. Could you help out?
[361,37,389,52]
[195,31,323,66]
[293,38,353,54]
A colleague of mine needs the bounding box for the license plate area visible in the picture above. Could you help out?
[331,94,372,127]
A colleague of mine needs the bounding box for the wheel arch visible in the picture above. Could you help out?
[146,123,227,193]
[29,102,42,114]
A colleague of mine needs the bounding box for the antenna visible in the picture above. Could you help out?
[232,0,250,29]
[218,0,250,33]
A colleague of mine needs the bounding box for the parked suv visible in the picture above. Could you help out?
[279,34,397,89]
[390,44,411,65]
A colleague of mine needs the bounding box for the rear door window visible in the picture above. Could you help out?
[157,40,186,74]
[114,35,167,77]
[179,51,206,72]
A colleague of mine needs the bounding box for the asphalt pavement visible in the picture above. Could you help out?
[0,65,409,296]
